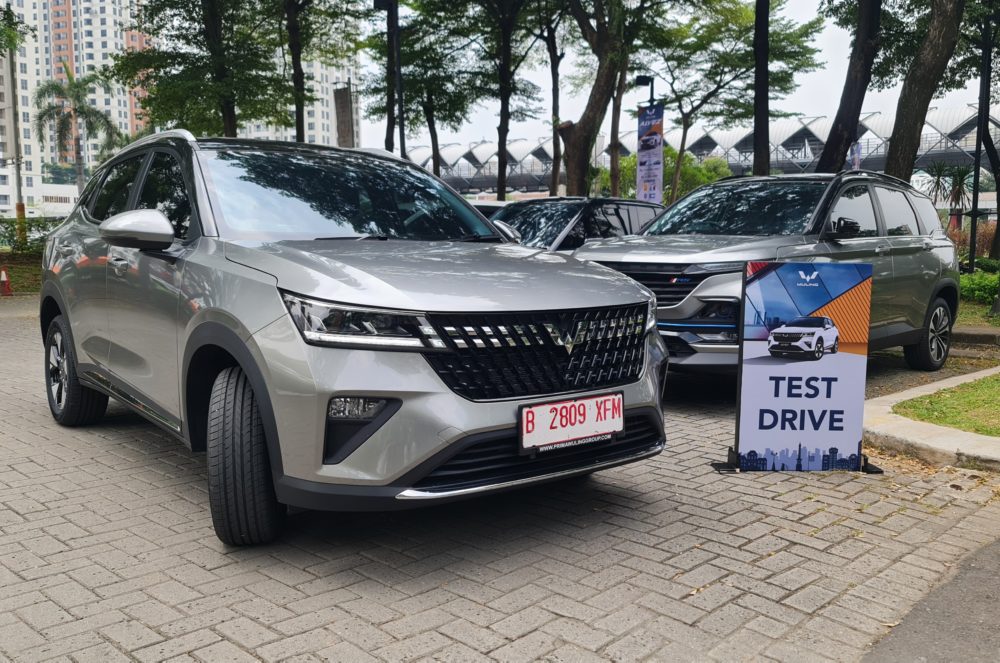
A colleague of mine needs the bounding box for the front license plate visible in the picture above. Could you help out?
[519,393,624,453]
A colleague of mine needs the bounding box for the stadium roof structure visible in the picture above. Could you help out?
[410,104,1000,193]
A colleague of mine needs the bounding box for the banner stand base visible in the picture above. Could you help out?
[861,454,884,474]
[724,446,740,471]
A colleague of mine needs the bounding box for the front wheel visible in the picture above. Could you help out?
[832,338,839,354]
[811,339,824,361]
[207,367,286,546]
[44,315,108,426]
[904,298,952,371]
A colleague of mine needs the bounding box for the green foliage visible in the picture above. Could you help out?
[0,6,33,51]
[960,270,1000,304]
[109,0,294,136]
[893,373,1000,437]
[595,148,732,198]
[41,162,82,186]
[822,0,996,94]
[0,217,63,254]
[976,257,1000,273]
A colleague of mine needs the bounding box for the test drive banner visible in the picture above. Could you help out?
[636,104,664,205]
[736,262,873,472]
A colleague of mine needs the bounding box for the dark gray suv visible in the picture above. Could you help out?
[575,172,959,372]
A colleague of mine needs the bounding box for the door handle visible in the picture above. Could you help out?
[874,245,890,256]
[110,256,129,276]
[922,239,934,251]
[57,244,74,257]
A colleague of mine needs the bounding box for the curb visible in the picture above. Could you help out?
[953,328,1000,346]
[863,365,1000,469]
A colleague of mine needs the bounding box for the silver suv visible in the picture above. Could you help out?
[40,131,667,545]
[575,172,959,372]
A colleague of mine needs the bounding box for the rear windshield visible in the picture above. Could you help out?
[643,181,827,236]
[199,148,495,241]
[492,201,584,248]
[788,317,825,328]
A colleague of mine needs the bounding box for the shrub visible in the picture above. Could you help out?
[0,217,64,254]
[977,257,1000,274]
[948,221,997,261]
[960,271,1000,305]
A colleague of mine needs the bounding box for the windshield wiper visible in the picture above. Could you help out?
[451,233,503,243]
[313,234,390,241]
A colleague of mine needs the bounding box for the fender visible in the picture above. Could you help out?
[39,280,69,339]
[931,277,960,313]
[182,321,285,479]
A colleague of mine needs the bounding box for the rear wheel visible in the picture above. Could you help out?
[904,298,952,371]
[832,338,839,354]
[44,315,108,426]
[207,366,285,546]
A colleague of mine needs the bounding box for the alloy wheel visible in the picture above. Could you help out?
[814,340,824,359]
[48,330,68,413]
[928,305,951,364]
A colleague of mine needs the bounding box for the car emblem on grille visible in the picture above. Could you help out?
[544,321,588,355]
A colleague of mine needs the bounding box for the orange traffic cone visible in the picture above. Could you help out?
[0,265,12,296]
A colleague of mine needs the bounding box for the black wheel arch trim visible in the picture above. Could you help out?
[182,322,285,479]
[39,281,69,339]
[931,279,959,319]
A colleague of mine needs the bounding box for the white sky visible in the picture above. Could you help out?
[357,0,979,150]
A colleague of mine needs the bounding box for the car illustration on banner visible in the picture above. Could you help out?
[638,132,662,151]
[767,316,840,360]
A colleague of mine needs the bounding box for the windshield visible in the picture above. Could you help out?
[787,317,825,328]
[493,201,584,248]
[643,181,827,236]
[199,148,496,241]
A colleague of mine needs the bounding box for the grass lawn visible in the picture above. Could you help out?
[957,299,1000,328]
[893,373,1000,437]
[0,252,43,294]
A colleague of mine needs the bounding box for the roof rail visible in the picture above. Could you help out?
[127,128,197,150]
[836,169,912,188]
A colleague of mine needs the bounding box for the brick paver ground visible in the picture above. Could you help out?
[3,304,1000,662]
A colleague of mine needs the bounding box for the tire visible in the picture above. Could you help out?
[207,366,285,546]
[904,297,952,371]
[832,338,839,354]
[811,339,824,361]
[44,315,108,426]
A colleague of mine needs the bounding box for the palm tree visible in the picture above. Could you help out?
[33,61,120,192]
[922,161,951,204]
[947,164,973,211]
[96,125,154,165]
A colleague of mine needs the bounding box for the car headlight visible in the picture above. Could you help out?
[647,297,658,333]
[683,261,746,275]
[282,292,442,349]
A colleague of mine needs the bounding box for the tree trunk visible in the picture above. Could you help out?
[496,19,514,201]
[609,61,629,197]
[543,22,563,196]
[752,0,770,176]
[669,121,690,204]
[423,93,441,177]
[383,12,396,152]
[284,0,311,143]
[74,131,85,194]
[985,129,1000,259]
[201,0,238,136]
[559,48,623,195]
[884,0,965,181]
[816,0,881,173]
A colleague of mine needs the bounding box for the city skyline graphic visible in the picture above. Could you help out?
[739,443,862,472]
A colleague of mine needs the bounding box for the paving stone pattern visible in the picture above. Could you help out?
[2,311,1000,662]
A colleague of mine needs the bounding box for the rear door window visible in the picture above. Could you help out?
[908,194,942,234]
[135,152,194,240]
[590,205,627,239]
[829,184,879,237]
[91,155,146,221]
[627,204,659,233]
[875,187,920,236]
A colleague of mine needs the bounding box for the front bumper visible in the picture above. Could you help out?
[653,271,742,371]
[250,315,667,510]
[767,336,816,354]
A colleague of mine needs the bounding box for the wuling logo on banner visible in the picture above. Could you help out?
[636,104,664,205]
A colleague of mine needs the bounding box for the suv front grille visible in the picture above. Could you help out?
[423,303,648,400]
[772,333,804,342]
[597,262,707,305]
[413,410,663,492]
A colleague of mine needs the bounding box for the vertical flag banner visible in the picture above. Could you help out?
[736,262,873,472]
[636,104,664,205]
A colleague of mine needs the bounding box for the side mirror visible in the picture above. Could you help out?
[492,220,522,243]
[826,216,861,240]
[99,209,175,250]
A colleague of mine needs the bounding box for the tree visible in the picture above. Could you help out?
[751,0,769,175]
[640,0,820,201]
[922,161,951,203]
[110,0,294,137]
[361,10,482,175]
[559,0,675,196]
[595,149,731,198]
[883,0,966,180]
[33,62,120,192]
[815,0,882,172]
[0,6,33,52]
[533,0,568,195]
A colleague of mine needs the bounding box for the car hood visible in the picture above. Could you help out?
[574,234,806,264]
[772,326,822,334]
[224,239,652,311]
